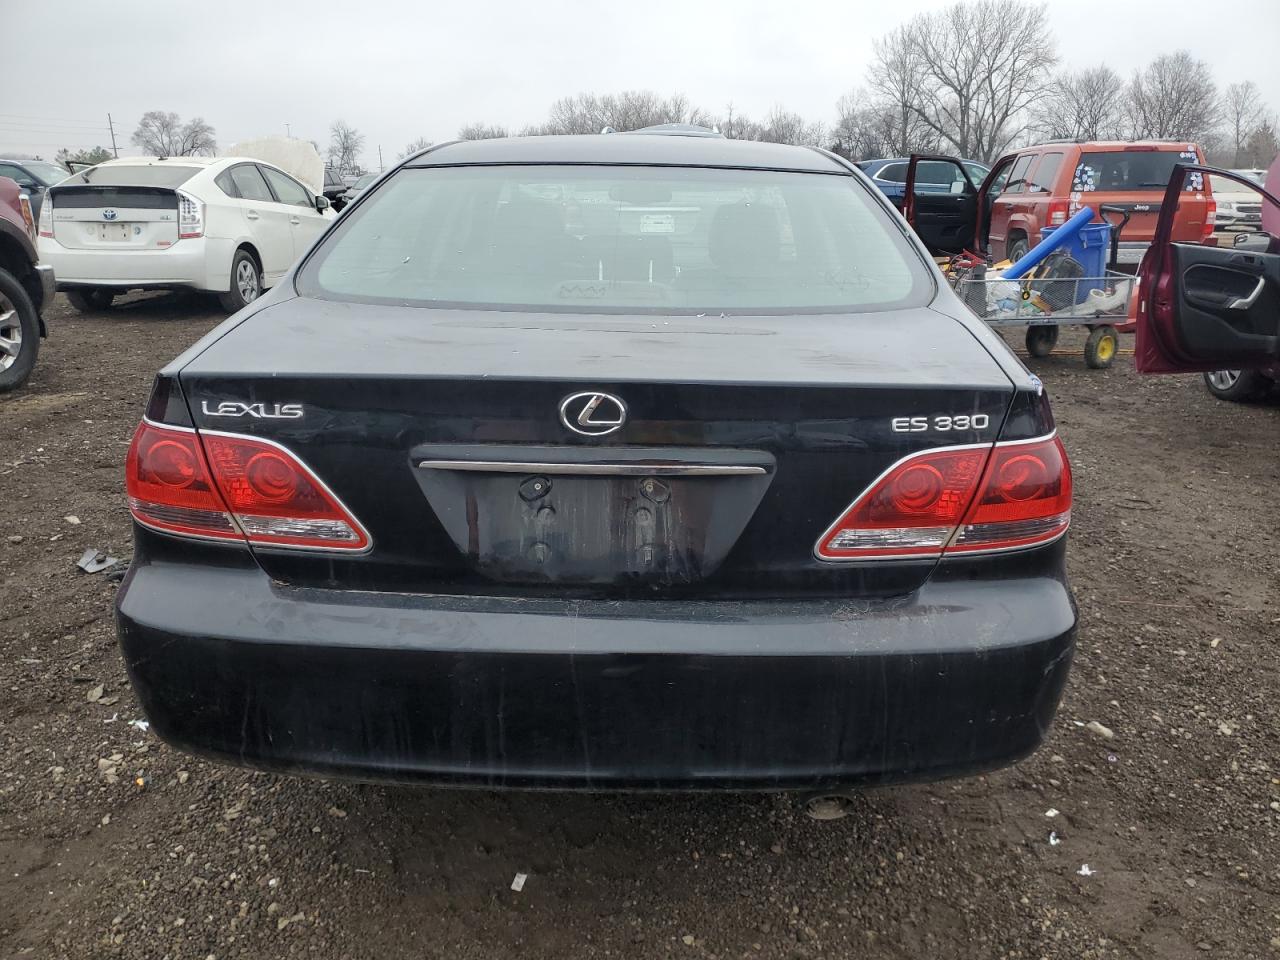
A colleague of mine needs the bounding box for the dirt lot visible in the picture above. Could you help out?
[2,294,1278,960]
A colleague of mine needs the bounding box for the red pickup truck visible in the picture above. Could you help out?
[0,174,54,391]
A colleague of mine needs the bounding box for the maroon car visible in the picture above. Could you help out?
[0,174,54,391]
[1131,160,1279,396]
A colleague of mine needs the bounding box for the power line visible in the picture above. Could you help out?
[0,112,112,126]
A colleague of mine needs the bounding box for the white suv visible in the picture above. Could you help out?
[37,157,334,313]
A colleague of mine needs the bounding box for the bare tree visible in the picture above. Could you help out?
[1224,81,1267,165]
[328,121,365,175]
[868,0,1056,161]
[1124,51,1218,142]
[1036,66,1124,141]
[457,123,510,140]
[832,89,937,159]
[1242,119,1279,168]
[131,111,217,156]
[539,91,710,134]
[399,136,433,159]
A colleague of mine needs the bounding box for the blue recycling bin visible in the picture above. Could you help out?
[1039,221,1112,298]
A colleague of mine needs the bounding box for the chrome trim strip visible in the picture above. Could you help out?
[416,460,767,477]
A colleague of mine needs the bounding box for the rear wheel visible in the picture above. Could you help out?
[1203,369,1272,402]
[1006,235,1029,264]
[1025,325,1059,358]
[218,250,262,313]
[0,269,40,393]
[1084,325,1119,369]
[65,287,115,314]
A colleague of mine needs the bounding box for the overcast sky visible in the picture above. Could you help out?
[7,0,1279,166]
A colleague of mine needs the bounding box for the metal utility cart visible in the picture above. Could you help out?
[946,207,1135,369]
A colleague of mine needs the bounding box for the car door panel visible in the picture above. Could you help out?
[226,164,293,282]
[903,156,979,256]
[1135,165,1280,373]
[259,165,329,260]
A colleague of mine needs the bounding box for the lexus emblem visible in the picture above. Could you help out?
[559,391,627,436]
[101,209,118,221]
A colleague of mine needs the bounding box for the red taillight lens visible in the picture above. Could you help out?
[125,421,370,551]
[816,446,988,559]
[199,432,368,550]
[949,436,1071,553]
[126,422,240,540]
[815,435,1071,561]
[1202,199,1217,241]
[18,195,35,241]
[1047,199,1070,226]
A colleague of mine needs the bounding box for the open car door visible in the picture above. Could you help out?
[1133,164,1280,373]
[902,155,980,256]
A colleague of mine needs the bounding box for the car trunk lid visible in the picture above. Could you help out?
[177,298,1015,598]
[49,185,179,250]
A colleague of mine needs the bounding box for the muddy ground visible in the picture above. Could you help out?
[2,293,1278,960]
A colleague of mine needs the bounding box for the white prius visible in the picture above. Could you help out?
[37,156,335,313]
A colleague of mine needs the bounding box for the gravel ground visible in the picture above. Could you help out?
[2,293,1278,960]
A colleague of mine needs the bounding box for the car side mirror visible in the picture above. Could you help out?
[315,195,331,212]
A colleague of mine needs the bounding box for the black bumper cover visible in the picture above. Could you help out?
[117,557,1075,790]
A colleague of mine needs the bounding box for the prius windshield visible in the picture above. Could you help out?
[297,165,930,314]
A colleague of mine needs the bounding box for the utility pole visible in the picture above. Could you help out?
[107,113,119,157]
[378,145,384,172]
[285,122,292,138]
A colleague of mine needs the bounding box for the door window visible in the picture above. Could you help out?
[1027,153,1064,193]
[261,167,313,207]
[229,164,274,203]
[1003,155,1035,195]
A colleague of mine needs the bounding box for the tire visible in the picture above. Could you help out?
[65,287,115,313]
[1203,369,1272,403]
[217,249,262,313]
[1084,325,1119,369]
[1006,235,1029,263]
[0,268,41,393]
[1025,324,1059,358]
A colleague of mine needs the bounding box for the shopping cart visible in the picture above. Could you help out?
[947,206,1136,369]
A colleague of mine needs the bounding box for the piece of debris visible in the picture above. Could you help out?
[327,806,347,818]
[1210,637,1221,649]
[1048,832,1061,846]
[86,684,104,703]
[64,515,82,525]
[77,548,120,574]
[128,719,150,733]
[682,935,696,946]
[1044,808,1060,818]
[510,872,528,892]
[7,534,22,544]
[1085,720,1115,740]
[1218,721,1235,736]
[276,911,305,931]
[1077,864,1096,877]
[177,770,190,784]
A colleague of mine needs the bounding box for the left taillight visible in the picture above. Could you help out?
[815,435,1071,561]
[1047,199,1070,226]
[37,192,53,238]
[176,189,204,239]
[1202,198,1217,241]
[126,421,370,551]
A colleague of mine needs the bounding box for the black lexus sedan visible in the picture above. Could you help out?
[116,130,1076,793]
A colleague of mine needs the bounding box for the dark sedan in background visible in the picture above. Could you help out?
[858,156,990,207]
[0,157,69,222]
[117,130,1075,801]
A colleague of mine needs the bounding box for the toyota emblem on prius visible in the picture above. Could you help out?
[102,209,119,221]
[560,392,627,436]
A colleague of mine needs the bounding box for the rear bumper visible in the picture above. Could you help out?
[37,236,233,292]
[117,557,1076,791]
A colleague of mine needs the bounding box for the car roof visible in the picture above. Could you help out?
[1033,141,1196,152]
[93,156,223,167]
[403,135,847,173]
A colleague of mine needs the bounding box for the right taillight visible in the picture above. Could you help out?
[948,435,1071,553]
[125,421,370,552]
[815,435,1071,561]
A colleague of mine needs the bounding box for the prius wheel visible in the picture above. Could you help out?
[218,250,262,313]
[1203,369,1272,402]
[0,269,40,393]
[1025,324,1059,358]
[65,287,115,314]
[1084,325,1118,369]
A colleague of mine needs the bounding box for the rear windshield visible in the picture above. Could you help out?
[1072,151,1193,193]
[60,164,200,188]
[298,165,930,314]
